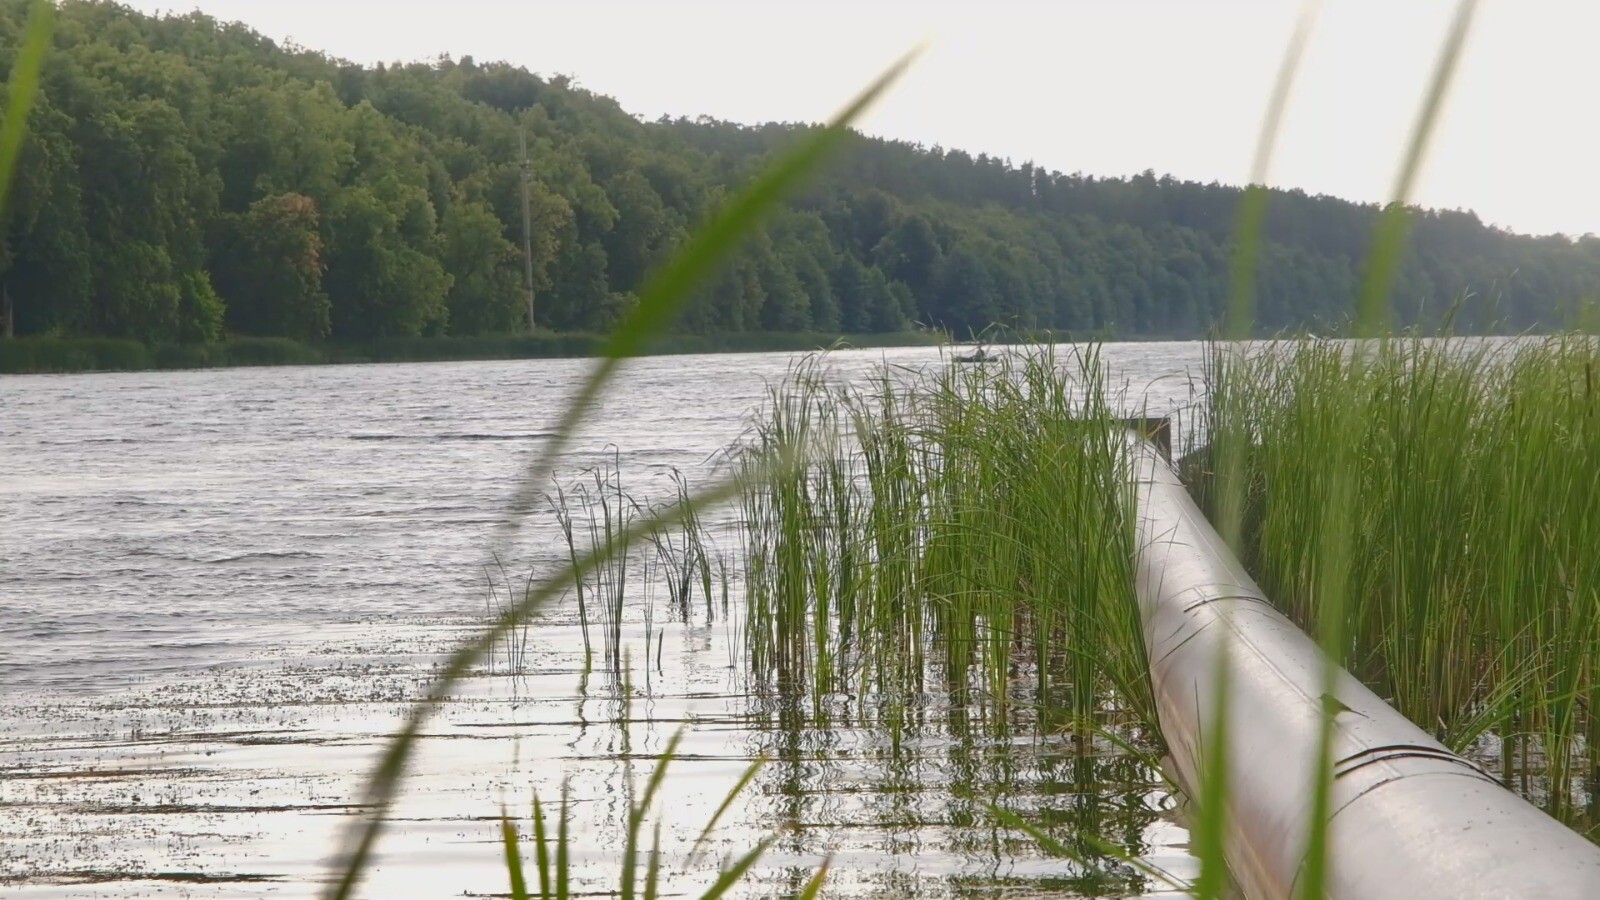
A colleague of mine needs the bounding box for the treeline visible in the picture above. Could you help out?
[2,0,1598,348]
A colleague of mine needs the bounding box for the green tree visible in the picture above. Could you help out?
[600,170,674,293]
[93,241,183,342]
[929,245,997,335]
[214,193,330,339]
[542,237,614,331]
[1,100,92,335]
[440,198,521,333]
[176,270,225,342]
[325,185,451,338]
[872,212,942,297]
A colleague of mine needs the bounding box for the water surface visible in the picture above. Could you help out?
[1,344,1207,897]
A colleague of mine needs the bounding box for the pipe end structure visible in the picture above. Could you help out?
[1131,444,1600,899]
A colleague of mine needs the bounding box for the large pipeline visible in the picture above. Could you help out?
[1131,444,1600,898]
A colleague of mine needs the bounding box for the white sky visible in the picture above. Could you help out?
[124,0,1600,237]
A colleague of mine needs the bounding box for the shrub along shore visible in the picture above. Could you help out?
[0,330,947,374]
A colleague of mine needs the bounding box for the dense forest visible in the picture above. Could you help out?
[2,0,1598,350]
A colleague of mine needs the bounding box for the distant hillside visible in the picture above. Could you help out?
[2,0,1597,346]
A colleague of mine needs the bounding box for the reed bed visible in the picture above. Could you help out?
[1197,335,1600,825]
[735,347,1155,740]
[514,350,1171,893]
[541,456,725,677]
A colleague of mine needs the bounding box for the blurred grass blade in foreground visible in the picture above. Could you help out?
[0,0,53,219]
[323,445,798,898]
[1354,0,1480,337]
[1300,4,1480,897]
[1217,0,1320,568]
[325,47,915,900]
[319,49,919,884]
[492,47,921,554]
[1223,0,1320,343]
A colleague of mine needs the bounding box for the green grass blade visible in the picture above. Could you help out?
[1191,645,1231,900]
[988,804,1078,858]
[634,730,687,827]
[1355,0,1480,336]
[0,0,54,220]
[794,858,832,900]
[1217,1,1318,567]
[500,811,530,900]
[531,791,552,900]
[1224,0,1320,341]
[602,54,914,361]
[1080,834,1191,893]
[557,781,571,900]
[989,804,1188,892]
[696,837,774,900]
[687,755,768,865]
[643,820,663,900]
[1302,8,1480,897]
[492,49,918,548]
[323,447,799,900]
[624,730,686,900]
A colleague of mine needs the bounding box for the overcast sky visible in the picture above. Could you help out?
[123,0,1600,237]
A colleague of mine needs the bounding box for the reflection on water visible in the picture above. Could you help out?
[0,346,1205,897]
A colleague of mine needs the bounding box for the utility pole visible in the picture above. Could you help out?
[519,130,536,333]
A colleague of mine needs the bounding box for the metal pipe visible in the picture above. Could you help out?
[1131,445,1600,899]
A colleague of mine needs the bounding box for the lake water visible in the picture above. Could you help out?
[1,344,1209,898]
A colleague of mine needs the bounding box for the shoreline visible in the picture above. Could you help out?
[4,330,1573,376]
[0,331,954,375]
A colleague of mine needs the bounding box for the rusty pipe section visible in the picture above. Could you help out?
[1131,445,1600,899]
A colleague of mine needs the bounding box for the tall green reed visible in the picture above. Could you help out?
[1203,335,1600,827]
[731,345,1175,890]
[737,347,1153,741]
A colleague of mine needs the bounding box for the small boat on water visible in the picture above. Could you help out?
[953,345,997,364]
